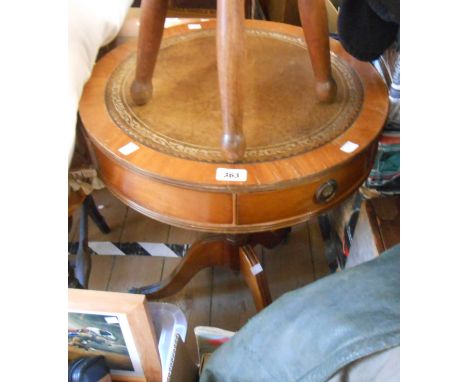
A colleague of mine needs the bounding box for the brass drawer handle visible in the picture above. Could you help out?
[315,180,338,204]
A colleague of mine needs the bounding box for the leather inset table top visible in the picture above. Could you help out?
[105,28,364,163]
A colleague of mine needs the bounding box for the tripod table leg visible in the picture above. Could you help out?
[239,245,272,311]
[130,235,238,299]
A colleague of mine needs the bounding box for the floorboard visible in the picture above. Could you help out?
[209,244,263,332]
[120,208,170,243]
[68,254,114,291]
[263,222,316,300]
[210,266,257,331]
[88,189,128,242]
[88,255,115,291]
[106,256,164,293]
[167,226,204,244]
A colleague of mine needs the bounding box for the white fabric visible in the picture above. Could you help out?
[327,346,400,382]
[68,0,133,165]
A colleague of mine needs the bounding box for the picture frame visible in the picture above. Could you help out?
[68,289,162,382]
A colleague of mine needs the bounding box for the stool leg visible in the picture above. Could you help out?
[298,0,337,103]
[131,0,169,105]
[239,245,272,311]
[217,0,246,162]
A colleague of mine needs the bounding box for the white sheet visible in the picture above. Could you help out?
[68,0,133,165]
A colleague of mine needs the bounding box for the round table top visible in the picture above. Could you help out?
[80,20,388,193]
[106,26,363,163]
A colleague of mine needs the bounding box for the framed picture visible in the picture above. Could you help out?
[68,289,162,382]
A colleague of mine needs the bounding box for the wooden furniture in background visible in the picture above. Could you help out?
[365,196,400,254]
[79,13,388,310]
[325,193,400,268]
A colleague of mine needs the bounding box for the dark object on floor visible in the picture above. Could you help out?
[69,195,111,289]
[338,0,399,61]
[319,191,364,272]
[342,192,363,259]
[86,195,111,234]
[318,214,344,272]
[68,262,83,289]
[74,197,91,289]
[68,356,111,382]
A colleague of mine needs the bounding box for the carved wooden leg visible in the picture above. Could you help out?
[217,0,246,162]
[239,245,272,310]
[298,0,337,103]
[130,0,168,105]
[130,233,275,311]
[130,235,239,299]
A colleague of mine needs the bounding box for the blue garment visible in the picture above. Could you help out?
[200,245,400,382]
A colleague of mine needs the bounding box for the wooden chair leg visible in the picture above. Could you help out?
[217,0,246,162]
[239,245,272,311]
[130,0,168,105]
[130,235,239,299]
[298,0,337,103]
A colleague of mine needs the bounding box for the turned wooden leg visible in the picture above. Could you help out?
[130,235,239,299]
[217,0,246,163]
[298,0,337,103]
[239,245,272,311]
[130,0,168,105]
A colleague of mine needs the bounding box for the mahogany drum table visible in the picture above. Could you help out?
[79,20,388,310]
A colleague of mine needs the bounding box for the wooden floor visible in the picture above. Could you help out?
[69,188,400,364]
[366,196,400,253]
[69,188,331,363]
